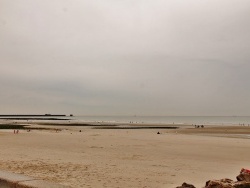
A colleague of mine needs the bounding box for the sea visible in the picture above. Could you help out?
[1,115,250,126]
[69,116,250,125]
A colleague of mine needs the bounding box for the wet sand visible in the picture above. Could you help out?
[0,123,250,188]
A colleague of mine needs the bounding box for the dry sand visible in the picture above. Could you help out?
[0,123,250,188]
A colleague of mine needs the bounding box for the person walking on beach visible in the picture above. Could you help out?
[14,130,19,134]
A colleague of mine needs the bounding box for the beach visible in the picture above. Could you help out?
[0,122,250,188]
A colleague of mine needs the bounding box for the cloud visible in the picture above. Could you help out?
[0,0,250,115]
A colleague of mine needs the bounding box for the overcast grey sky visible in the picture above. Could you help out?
[0,0,250,116]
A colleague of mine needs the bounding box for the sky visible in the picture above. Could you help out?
[0,0,250,116]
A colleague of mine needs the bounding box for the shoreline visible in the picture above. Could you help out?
[1,116,250,127]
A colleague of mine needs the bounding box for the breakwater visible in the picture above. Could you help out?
[0,114,66,117]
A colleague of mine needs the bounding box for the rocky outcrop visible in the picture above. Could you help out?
[176,169,250,188]
[204,180,250,188]
[234,181,250,188]
[237,169,250,182]
[205,178,234,188]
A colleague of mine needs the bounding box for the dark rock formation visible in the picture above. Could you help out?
[176,169,250,188]
[237,170,250,182]
[234,181,250,188]
[205,178,234,188]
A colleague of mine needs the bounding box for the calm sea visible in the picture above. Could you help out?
[70,116,250,125]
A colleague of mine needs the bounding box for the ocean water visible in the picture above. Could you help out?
[70,116,250,125]
[1,115,250,125]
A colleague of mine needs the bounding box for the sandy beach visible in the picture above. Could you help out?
[0,122,250,188]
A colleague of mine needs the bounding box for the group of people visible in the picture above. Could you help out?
[13,130,19,134]
[194,125,204,128]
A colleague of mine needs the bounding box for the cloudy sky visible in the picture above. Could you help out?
[0,0,250,116]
